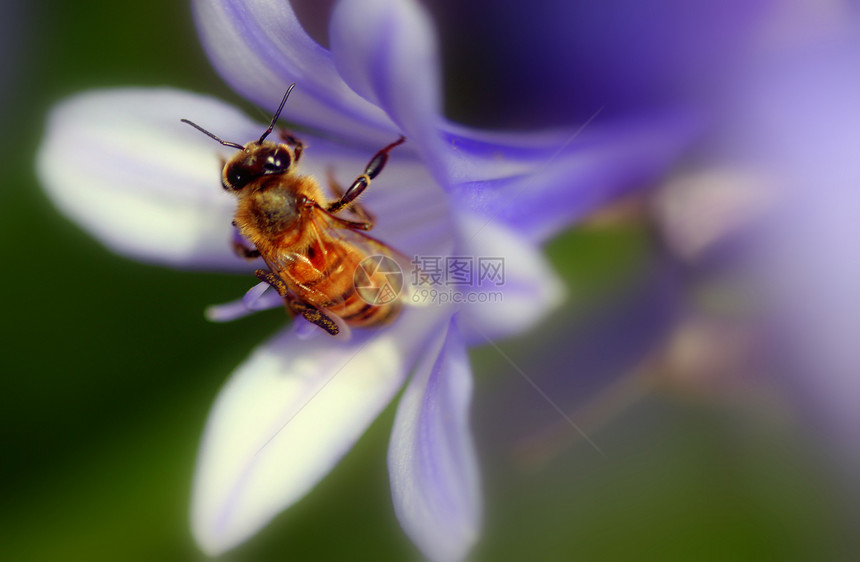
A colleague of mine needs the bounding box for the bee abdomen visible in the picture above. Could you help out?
[287,240,402,328]
[329,291,401,328]
[301,253,345,289]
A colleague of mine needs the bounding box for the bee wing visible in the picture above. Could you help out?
[307,207,432,308]
[264,247,335,309]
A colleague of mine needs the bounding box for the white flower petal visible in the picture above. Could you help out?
[38,85,456,276]
[36,88,262,270]
[455,213,566,343]
[389,318,481,562]
[192,0,398,144]
[191,306,450,555]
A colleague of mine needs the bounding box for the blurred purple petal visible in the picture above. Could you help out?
[389,318,480,562]
[37,88,261,270]
[732,37,860,466]
[762,185,860,465]
[192,0,397,143]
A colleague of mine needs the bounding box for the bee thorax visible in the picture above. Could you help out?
[247,190,300,233]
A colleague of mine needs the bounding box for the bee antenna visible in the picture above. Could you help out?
[258,83,296,144]
[180,119,245,150]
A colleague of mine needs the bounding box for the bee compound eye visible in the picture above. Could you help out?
[264,155,280,171]
[263,148,291,174]
[225,168,249,190]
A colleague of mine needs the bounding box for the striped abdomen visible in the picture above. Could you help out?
[278,238,401,328]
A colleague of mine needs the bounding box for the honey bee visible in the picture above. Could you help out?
[182,84,409,336]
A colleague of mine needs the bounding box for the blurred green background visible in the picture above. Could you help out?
[1,1,853,561]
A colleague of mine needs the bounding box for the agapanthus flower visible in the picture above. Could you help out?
[36,0,691,559]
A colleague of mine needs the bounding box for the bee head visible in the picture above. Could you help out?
[180,83,299,193]
[221,142,293,192]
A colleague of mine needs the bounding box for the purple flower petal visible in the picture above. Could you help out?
[205,282,283,322]
[205,299,257,323]
[192,306,451,555]
[329,0,448,179]
[192,0,398,144]
[388,318,480,562]
[442,123,588,184]
[455,214,565,343]
[36,88,261,270]
[448,113,698,242]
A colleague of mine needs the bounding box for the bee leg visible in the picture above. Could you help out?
[327,136,405,215]
[287,300,340,336]
[233,240,261,259]
[254,269,290,297]
[326,168,375,228]
[278,129,304,164]
[254,269,339,335]
[324,213,373,231]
